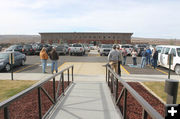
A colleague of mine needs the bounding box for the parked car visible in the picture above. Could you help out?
[134,44,148,56]
[83,44,90,52]
[118,44,133,56]
[22,44,35,55]
[6,45,23,53]
[54,44,68,55]
[89,44,96,50]
[68,44,85,56]
[0,51,26,72]
[156,45,180,75]
[99,44,112,56]
[32,43,43,55]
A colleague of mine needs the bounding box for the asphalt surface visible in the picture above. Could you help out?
[0,51,177,75]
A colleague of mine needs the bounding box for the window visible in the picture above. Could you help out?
[164,48,170,55]
[93,36,96,38]
[170,48,176,56]
[113,36,115,39]
[99,36,101,39]
[103,36,106,39]
[108,36,111,38]
[156,47,162,53]
[176,48,180,57]
[89,36,91,38]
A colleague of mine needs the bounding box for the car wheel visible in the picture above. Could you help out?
[5,64,11,72]
[21,60,25,66]
[175,65,180,75]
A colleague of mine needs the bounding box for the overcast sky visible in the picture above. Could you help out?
[0,0,179,39]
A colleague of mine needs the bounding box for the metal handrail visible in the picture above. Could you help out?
[106,66,164,119]
[0,65,74,119]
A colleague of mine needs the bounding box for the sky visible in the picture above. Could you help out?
[0,0,180,39]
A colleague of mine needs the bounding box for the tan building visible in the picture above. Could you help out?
[39,32,133,45]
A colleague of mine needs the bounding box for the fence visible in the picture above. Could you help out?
[106,65,164,119]
[0,65,74,119]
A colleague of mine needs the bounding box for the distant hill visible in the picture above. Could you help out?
[132,37,180,45]
[0,35,41,44]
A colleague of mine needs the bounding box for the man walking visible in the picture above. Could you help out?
[117,45,123,76]
[108,44,120,74]
[152,48,158,69]
[49,47,59,74]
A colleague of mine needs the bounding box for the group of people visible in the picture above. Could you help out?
[140,47,158,69]
[40,47,59,73]
[108,44,159,75]
[128,47,158,69]
[108,44,128,75]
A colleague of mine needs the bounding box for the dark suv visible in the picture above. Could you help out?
[22,44,35,55]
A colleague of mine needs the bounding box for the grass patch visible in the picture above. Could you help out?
[0,80,37,102]
[143,81,180,104]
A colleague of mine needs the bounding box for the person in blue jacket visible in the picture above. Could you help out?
[146,47,152,65]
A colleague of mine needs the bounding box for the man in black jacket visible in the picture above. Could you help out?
[152,48,158,69]
[49,47,59,73]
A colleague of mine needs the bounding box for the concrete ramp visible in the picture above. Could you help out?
[48,80,121,119]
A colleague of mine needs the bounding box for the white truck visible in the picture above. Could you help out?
[68,44,85,56]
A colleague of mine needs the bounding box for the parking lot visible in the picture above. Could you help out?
[0,50,177,76]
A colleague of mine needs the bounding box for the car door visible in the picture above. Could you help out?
[162,47,170,68]
[170,48,176,70]
[14,52,22,65]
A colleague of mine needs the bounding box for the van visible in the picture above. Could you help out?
[156,45,180,74]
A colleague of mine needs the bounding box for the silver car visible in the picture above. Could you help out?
[0,51,26,72]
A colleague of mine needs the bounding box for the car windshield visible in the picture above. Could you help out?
[176,48,180,57]
[7,45,16,50]
[0,53,9,59]
[122,46,129,48]
[73,44,82,47]
[102,45,112,48]
[24,45,32,48]
[137,45,147,48]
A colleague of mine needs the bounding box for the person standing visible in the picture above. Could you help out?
[131,49,137,65]
[49,47,59,74]
[122,48,127,65]
[108,44,120,74]
[152,48,158,69]
[40,47,48,73]
[141,48,147,68]
[146,47,152,65]
[117,45,123,76]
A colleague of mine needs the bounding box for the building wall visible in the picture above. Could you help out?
[40,32,133,45]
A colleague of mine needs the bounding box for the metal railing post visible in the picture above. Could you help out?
[4,107,9,119]
[108,70,110,86]
[72,66,74,82]
[68,69,70,85]
[142,109,148,119]
[111,74,114,93]
[116,78,119,101]
[53,78,56,102]
[38,87,42,119]
[106,66,107,82]
[62,72,65,95]
[123,88,127,119]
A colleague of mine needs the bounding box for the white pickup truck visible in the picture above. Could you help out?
[68,44,85,56]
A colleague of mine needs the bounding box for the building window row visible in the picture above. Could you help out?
[73,35,120,39]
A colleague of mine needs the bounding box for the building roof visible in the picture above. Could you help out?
[39,32,133,35]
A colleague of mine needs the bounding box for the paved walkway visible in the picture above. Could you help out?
[48,79,121,119]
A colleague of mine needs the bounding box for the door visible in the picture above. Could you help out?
[170,48,176,70]
[162,47,170,68]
